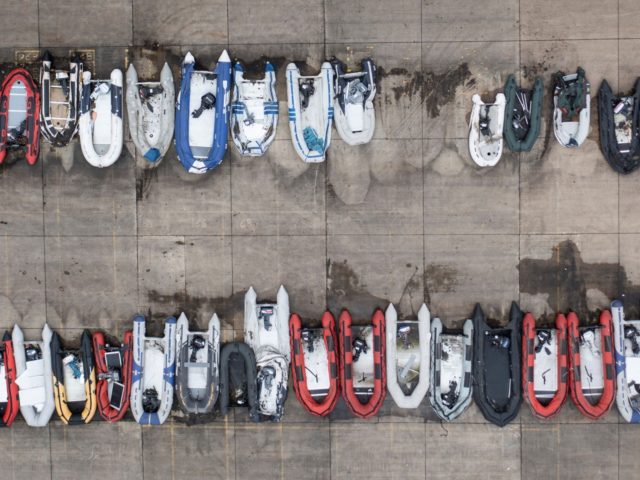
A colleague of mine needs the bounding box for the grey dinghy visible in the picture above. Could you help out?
[175,313,220,415]
[40,52,83,147]
[472,303,522,427]
[126,62,175,165]
[430,316,473,421]
[385,303,430,409]
[244,286,290,421]
[13,324,55,427]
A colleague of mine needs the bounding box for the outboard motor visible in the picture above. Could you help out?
[479,106,491,136]
[192,92,216,118]
[489,334,510,349]
[352,337,368,362]
[189,335,206,363]
[345,81,367,105]
[142,387,161,413]
[25,344,42,361]
[56,71,70,98]
[625,325,640,355]
[535,329,552,354]
[299,80,315,109]
[442,380,459,408]
[259,306,274,330]
[301,329,314,353]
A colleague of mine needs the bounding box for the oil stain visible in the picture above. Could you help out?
[378,63,473,118]
[136,167,158,201]
[424,263,459,305]
[327,259,388,320]
[518,239,640,320]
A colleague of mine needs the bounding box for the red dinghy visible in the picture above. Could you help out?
[92,331,133,422]
[522,313,568,419]
[290,311,340,417]
[0,68,40,165]
[568,311,615,420]
[339,309,386,419]
[0,331,19,427]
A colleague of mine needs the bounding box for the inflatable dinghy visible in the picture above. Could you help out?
[79,69,123,167]
[430,316,473,421]
[598,79,640,174]
[126,62,175,164]
[522,313,568,419]
[231,61,278,156]
[130,315,176,425]
[92,330,132,423]
[339,309,386,419]
[286,62,333,162]
[12,324,54,427]
[175,51,231,174]
[472,303,522,427]
[51,329,97,424]
[40,52,82,147]
[0,67,40,165]
[289,311,339,417]
[385,303,430,409]
[468,93,506,167]
[330,57,376,146]
[0,331,19,427]
[503,74,543,152]
[611,301,640,422]
[244,286,290,421]
[553,68,590,148]
[567,311,615,420]
[175,312,220,415]
[219,341,258,420]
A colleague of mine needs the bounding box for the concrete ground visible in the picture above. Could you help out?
[0,0,638,479]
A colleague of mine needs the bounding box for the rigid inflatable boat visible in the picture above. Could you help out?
[175,51,231,174]
[175,312,220,415]
[553,68,590,148]
[219,341,258,420]
[385,303,430,409]
[472,303,522,427]
[339,309,386,419]
[244,286,290,421]
[598,79,640,174]
[92,330,132,423]
[79,69,123,167]
[12,324,54,427]
[286,62,333,162]
[468,93,506,167]
[126,62,175,164]
[567,311,615,420]
[330,57,376,146]
[610,301,640,422]
[0,67,40,165]
[231,61,278,156]
[522,313,568,419]
[289,311,340,417]
[40,52,82,147]
[430,316,473,421]
[130,315,176,425]
[503,74,543,152]
[51,329,97,425]
[0,331,19,427]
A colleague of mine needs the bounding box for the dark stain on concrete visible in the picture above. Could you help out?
[424,264,458,306]
[378,63,472,118]
[327,259,387,321]
[136,167,157,201]
[518,239,639,319]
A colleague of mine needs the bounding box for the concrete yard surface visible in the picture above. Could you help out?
[0,0,639,479]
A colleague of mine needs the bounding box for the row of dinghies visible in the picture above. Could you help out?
[2,293,639,427]
[471,67,640,174]
[0,51,377,171]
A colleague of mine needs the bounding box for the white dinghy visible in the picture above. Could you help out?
[231,61,278,156]
[611,300,640,423]
[79,69,124,167]
[331,58,376,146]
[286,62,334,162]
[553,68,590,148]
[175,312,220,415]
[12,324,55,427]
[244,286,290,421]
[130,315,176,425]
[468,93,506,167]
[430,317,474,421]
[385,303,430,409]
[126,62,175,164]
